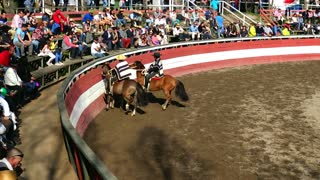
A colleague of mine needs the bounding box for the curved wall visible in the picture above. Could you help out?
[58,37,320,179]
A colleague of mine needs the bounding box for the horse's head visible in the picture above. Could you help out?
[101,63,112,78]
[131,60,145,70]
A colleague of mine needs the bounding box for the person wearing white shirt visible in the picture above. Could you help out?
[91,37,106,58]
[4,64,24,108]
[0,148,24,176]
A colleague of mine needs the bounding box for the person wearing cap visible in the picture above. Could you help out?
[0,148,24,176]
[264,23,273,37]
[91,37,105,58]
[144,52,164,91]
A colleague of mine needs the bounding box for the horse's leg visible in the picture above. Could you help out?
[162,89,172,110]
[131,92,138,116]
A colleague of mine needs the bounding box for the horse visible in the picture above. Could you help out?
[131,60,189,110]
[101,63,148,116]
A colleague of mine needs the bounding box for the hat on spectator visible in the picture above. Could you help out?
[153,52,161,58]
[89,9,94,14]
[116,54,127,61]
[0,170,17,180]
[44,8,53,16]
[69,18,74,22]
[176,23,181,28]
[7,147,24,158]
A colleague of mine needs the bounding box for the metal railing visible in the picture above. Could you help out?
[220,1,257,26]
[57,35,320,180]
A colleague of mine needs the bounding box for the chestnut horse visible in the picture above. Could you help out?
[131,60,189,110]
[102,63,148,116]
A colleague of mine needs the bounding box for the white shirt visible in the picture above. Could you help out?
[0,158,13,170]
[0,96,10,117]
[4,67,22,86]
[91,42,101,55]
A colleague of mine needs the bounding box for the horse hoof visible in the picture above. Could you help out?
[162,105,167,111]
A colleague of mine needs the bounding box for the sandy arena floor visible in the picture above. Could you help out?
[84,60,320,180]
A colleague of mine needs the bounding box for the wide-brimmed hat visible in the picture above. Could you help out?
[44,8,53,16]
[116,54,127,60]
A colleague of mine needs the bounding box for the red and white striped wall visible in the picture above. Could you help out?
[64,39,320,136]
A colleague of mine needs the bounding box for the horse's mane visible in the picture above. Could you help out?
[134,60,145,70]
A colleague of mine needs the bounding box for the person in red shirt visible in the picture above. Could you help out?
[52,8,67,33]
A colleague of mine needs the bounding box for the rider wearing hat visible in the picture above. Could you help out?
[105,54,132,95]
[144,52,164,91]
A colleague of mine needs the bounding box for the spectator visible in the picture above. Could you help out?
[119,25,131,48]
[215,12,224,38]
[126,25,136,48]
[0,148,24,177]
[62,31,79,60]
[49,35,63,65]
[240,25,248,37]
[248,23,256,37]
[39,40,56,66]
[52,8,67,34]
[13,24,33,58]
[0,11,8,25]
[116,9,126,26]
[264,23,274,37]
[102,27,114,51]
[91,37,106,58]
[42,9,52,23]
[189,21,200,40]
[11,10,24,30]
[256,22,265,36]
[82,9,94,24]
[31,23,45,54]
[4,62,25,108]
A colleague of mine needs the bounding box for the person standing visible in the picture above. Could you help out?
[215,12,224,38]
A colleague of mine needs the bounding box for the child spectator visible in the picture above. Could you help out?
[39,40,56,66]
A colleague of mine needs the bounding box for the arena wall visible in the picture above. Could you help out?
[58,37,320,179]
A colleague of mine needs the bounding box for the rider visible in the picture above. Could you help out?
[144,52,164,91]
[105,54,132,95]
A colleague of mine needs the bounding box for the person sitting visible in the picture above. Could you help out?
[113,54,131,82]
[144,52,164,91]
[105,54,131,95]
[91,37,106,58]
[62,31,79,60]
[13,24,33,58]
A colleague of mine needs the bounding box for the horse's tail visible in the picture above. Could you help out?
[175,80,189,101]
[136,83,149,107]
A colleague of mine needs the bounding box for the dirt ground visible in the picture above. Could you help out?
[84,60,320,180]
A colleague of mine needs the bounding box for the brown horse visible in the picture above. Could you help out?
[102,63,148,116]
[131,60,189,110]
